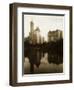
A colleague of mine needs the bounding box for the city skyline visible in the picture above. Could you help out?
[24,14,64,41]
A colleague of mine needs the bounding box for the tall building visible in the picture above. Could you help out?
[48,29,63,42]
[29,21,44,44]
[30,21,34,32]
[29,21,34,44]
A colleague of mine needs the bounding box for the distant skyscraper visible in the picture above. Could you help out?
[29,21,45,44]
[30,21,34,32]
[29,21,34,44]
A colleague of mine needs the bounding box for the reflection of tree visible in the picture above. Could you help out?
[47,39,63,64]
[24,39,63,73]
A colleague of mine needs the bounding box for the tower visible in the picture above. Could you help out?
[30,21,34,32]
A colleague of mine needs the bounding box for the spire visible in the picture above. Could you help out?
[30,20,34,32]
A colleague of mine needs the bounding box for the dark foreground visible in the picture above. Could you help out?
[24,39,63,74]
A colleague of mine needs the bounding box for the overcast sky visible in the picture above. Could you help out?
[24,14,64,41]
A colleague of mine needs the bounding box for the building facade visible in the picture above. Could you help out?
[29,21,44,44]
[29,21,63,44]
[48,30,63,42]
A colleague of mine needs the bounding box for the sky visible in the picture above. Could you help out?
[24,14,64,41]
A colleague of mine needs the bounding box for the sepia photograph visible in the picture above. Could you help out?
[23,13,64,74]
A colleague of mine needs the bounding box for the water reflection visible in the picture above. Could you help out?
[24,47,63,74]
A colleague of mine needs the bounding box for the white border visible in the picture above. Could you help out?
[17,7,70,82]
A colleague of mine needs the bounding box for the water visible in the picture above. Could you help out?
[24,47,63,74]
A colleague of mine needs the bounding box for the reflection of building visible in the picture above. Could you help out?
[24,58,30,74]
[48,30,63,42]
[29,21,44,44]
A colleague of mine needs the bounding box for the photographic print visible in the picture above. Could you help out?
[10,3,72,86]
[23,14,64,74]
